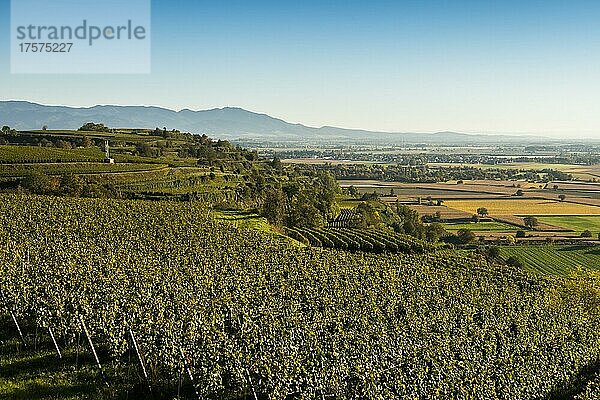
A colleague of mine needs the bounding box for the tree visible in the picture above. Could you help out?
[22,172,57,194]
[314,172,340,220]
[347,185,359,198]
[456,229,476,245]
[523,216,538,229]
[485,246,501,260]
[581,230,592,238]
[394,204,425,239]
[286,192,324,228]
[136,143,159,158]
[42,125,48,131]
[79,122,110,132]
[59,174,85,197]
[82,136,93,147]
[506,256,524,268]
[353,202,382,229]
[515,189,524,197]
[270,157,283,170]
[261,187,286,226]
[476,207,489,217]
[558,194,566,202]
[516,230,526,238]
[425,223,446,243]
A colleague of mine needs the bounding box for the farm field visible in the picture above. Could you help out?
[441,221,520,232]
[499,245,600,275]
[444,199,600,216]
[340,180,521,195]
[536,216,600,235]
[408,204,473,220]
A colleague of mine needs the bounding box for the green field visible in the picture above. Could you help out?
[537,216,600,235]
[441,221,520,232]
[499,245,600,275]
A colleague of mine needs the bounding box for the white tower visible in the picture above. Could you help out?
[104,140,115,163]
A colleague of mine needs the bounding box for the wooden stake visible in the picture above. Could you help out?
[10,312,26,347]
[245,368,259,400]
[128,327,152,394]
[75,331,80,369]
[79,316,109,387]
[179,347,200,400]
[48,326,62,359]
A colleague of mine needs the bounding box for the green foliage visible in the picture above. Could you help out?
[476,207,489,217]
[283,171,339,228]
[78,122,111,132]
[506,255,524,268]
[286,190,325,228]
[392,204,425,239]
[524,216,539,228]
[0,126,17,136]
[21,172,58,194]
[352,202,382,228]
[455,228,476,244]
[261,187,286,226]
[425,222,446,243]
[59,174,85,197]
[3,194,600,398]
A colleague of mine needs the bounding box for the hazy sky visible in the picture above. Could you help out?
[1,0,600,137]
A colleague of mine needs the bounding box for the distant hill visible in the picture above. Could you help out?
[0,100,548,144]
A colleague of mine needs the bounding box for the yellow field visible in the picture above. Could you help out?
[444,199,600,216]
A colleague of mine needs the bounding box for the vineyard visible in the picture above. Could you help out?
[2,194,600,398]
[0,162,167,178]
[0,145,104,164]
[499,245,600,275]
[284,226,429,253]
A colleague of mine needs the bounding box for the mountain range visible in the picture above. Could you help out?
[0,100,549,144]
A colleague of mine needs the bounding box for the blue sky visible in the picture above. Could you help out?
[1,0,600,137]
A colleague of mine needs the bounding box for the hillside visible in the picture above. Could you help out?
[2,194,600,399]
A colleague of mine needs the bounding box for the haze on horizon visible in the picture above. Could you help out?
[1,0,599,138]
